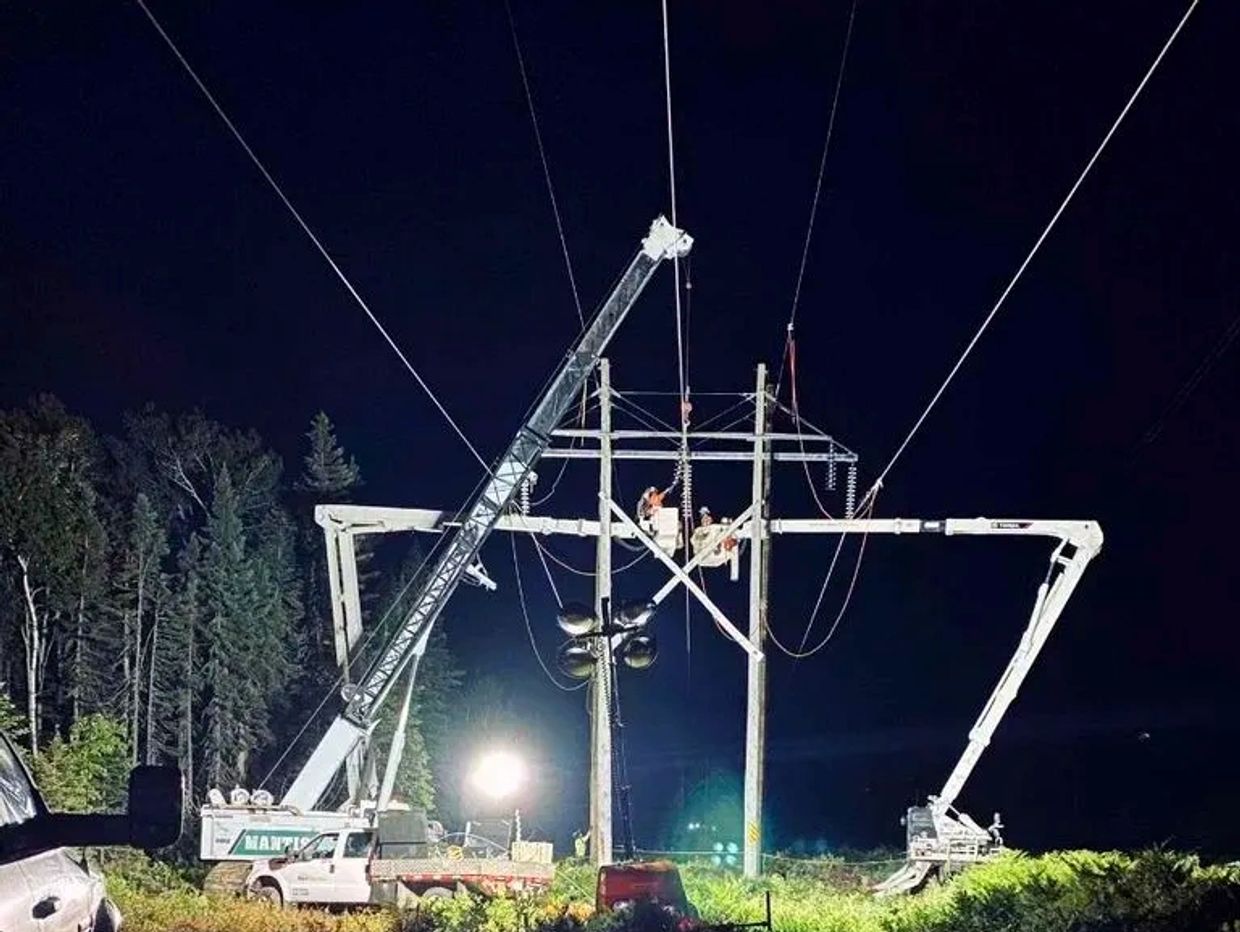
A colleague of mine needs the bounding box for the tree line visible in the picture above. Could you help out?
[0,397,459,818]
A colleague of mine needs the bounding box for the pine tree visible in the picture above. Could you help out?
[152,535,203,803]
[299,413,361,495]
[199,468,259,789]
[364,543,461,814]
[296,413,373,674]
[109,493,169,763]
[0,396,104,753]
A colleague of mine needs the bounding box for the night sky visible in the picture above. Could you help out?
[3,2,1238,857]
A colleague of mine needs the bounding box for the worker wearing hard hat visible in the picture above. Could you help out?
[638,486,665,521]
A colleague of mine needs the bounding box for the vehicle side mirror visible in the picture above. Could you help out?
[0,765,183,864]
[126,765,183,849]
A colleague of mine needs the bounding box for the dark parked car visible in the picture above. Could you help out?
[0,729,181,931]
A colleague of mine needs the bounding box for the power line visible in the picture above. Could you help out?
[1136,306,1240,449]
[786,0,859,332]
[511,534,587,691]
[774,0,860,398]
[257,536,442,788]
[861,0,1201,509]
[766,495,876,660]
[132,0,489,473]
[502,0,584,327]
[661,0,688,429]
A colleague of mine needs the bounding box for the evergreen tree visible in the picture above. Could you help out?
[299,413,361,495]
[151,535,203,803]
[0,396,104,753]
[199,468,264,788]
[0,687,26,742]
[108,492,169,763]
[296,413,373,675]
[31,714,129,812]
[364,543,461,814]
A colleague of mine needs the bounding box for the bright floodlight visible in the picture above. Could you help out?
[470,750,527,801]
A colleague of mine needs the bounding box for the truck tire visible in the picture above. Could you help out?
[393,881,419,909]
[93,897,122,932]
[203,861,253,897]
[249,880,284,909]
[422,886,454,899]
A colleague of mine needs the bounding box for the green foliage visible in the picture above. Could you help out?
[32,714,130,812]
[0,689,26,742]
[366,544,462,814]
[0,395,106,749]
[104,850,1240,932]
[299,412,363,495]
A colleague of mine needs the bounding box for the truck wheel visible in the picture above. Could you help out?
[93,898,122,932]
[249,881,284,908]
[393,882,419,909]
[422,886,454,899]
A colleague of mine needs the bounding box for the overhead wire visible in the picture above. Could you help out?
[611,392,683,438]
[691,395,754,433]
[660,0,697,679]
[773,0,860,400]
[132,0,489,473]
[660,0,690,437]
[1135,305,1240,450]
[857,0,1201,512]
[257,533,442,788]
[530,534,649,577]
[766,494,877,659]
[510,534,587,691]
[786,337,836,518]
[502,0,585,327]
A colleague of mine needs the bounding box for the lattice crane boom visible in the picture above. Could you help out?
[279,217,692,811]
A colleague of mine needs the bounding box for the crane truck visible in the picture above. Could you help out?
[197,216,693,899]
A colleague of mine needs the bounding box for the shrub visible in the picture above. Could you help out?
[105,850,1240,932]
[31,714,129,812]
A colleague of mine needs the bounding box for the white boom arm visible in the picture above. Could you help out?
[932,520,1102,812]
[870,517,1103,894]
[281,217,692,811]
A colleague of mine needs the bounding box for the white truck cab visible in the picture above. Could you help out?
[245,821,554,908]
[247,828,374,907]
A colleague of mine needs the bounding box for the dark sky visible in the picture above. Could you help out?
[3,1,1239,857]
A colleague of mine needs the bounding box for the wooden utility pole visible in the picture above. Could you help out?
[743,364,771,878]
[590,359,614,866]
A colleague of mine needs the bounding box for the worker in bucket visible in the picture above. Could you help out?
[698,506,714,528]
[637,485,665,521]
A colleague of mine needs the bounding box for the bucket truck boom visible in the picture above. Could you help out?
[874,518,1103,894]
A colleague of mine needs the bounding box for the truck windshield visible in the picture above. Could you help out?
[0,734,38,827]
[304,833,339,860]
[343,831,373,858]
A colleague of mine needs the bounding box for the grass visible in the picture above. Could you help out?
[105,849,1240,932]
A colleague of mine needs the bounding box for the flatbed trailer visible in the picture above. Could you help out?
[369,857,554,899]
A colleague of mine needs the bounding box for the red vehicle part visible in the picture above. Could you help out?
[596,861,692,915]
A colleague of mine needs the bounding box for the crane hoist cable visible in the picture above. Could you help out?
[511,534,588,691]
[132,0,489,473]
[856,0,1200,513]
